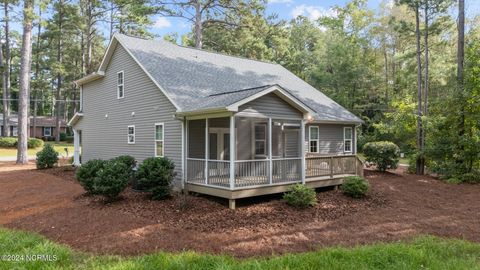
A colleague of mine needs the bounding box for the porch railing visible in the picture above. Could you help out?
[186,155,361,190]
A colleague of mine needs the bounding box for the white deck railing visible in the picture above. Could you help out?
[186,155,361,189]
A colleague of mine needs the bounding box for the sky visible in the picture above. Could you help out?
[147,0,480,38]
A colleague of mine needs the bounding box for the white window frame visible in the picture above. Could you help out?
[128,125,135,144]
[309,126,319,153]
[254,123,267,156]
[43,127,52,137]
[12,126,18,137]
[117,71,124,99]
[155,123,164,157]
[344,127,353,153]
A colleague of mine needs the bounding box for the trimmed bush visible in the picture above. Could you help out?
[36,144,59,169]
[363,141,400,171]
[283,184,318,208]
[137,157,176,200]
[112,155,136,170]
[93,160,130,201]
[59,132,67,141]
[28,138,44,148]
[341,176,369,198]
[76,159,106,194]
[0,137,17,148]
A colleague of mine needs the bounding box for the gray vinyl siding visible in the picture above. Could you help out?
[238,93,303,119]
[76,44,183,182]
[305,124,356,155]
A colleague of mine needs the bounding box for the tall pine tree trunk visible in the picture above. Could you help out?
[33,6,42,139]
[55,1,64,143]
[17,0,35,164]
[194,0,202,48]
[457,0,465,153]
[2,1,11,137]
[414,4,425,175]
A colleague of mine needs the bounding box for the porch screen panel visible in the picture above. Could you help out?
[188,119,205,159]
[235,117,269,160]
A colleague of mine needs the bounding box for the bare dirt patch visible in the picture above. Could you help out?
[0,162,479,258]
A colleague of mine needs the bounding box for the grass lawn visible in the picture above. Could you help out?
[1,228,479,270]
[0,142,73,158]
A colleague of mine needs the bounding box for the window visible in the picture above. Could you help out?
[344,127,353,153]
[12,126,18,137]
[117,71,124,99]
[309,126,319,153]
[254,123,267,156]
[43,127,52,137]
[155,123,164,157]
[128,125,135,144]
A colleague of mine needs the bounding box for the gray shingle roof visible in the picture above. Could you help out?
[116,34,362,123]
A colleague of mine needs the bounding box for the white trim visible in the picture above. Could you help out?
[229,116,235,189]
[301,119,306,184]
[43,127,52,137]
[154,123,164,157]
[181,120,186,189]
[117,71,124,99]
[79,85,83,111]
[68,112,84,126]
[253,122,267,157]
[344,127,353,153]
[226,85,315,117]
[308,126,319,153]
[127,125,135,144]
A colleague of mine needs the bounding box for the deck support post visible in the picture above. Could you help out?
[300,119,306,184]
[229,199,236,210]
[330,156,334,178]
[268,118,273,185]
[205,118,209,185]
[229,116,235,189]
[73,128,80,166]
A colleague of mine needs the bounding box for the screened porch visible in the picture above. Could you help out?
[185,116,362,190]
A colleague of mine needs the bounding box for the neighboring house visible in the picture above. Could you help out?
[69,34,364,209]
[0,114,67,139]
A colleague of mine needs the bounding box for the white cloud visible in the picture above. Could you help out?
[269,0,293,4]
[153,17,171,29]
[291,5,336,21]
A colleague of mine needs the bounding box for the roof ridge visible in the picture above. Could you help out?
[119,34,281,67]
[208,85,273,97]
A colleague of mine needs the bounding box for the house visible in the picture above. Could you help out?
[69,34,364,209]
[0,114,68,139]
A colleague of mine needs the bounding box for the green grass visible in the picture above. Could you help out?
[1,228,479,269]
[0,142,73,158]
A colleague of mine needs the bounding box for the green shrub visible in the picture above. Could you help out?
[76,159,106,194]
[137,157,176,200]
[459,172,480,184]
[65,136,74,143]
[28,138,44,148]
[341,176,370,198]
[363,141,400,171]
[283,184,318,208]
[93,160,130,201]
[59,132,67,141]
[0,137,17,148]
[112,155,136,170]
[444,177,462,184]
[36,144,59,169]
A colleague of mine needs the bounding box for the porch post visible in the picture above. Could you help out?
[73,128,80,166]
[300,119,306,184]
[205,118,209,185]
[268,118,272,185]
[229,116,235,189]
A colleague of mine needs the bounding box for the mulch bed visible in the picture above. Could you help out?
[0,162,479,258]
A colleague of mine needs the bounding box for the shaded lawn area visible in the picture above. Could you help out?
[0,142,73,157]
[0,229,479,270]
